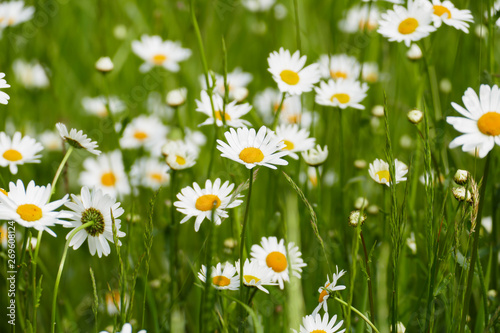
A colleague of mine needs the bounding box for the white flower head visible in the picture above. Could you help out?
[268,48,321,95]
[196,90,252,128]
[339,5,380,33]
[161,140,198,170]
[0,1,34,28]
[275,124,316,159]
[63,186,125,258]
[132,35,191,73]
[0,72,11,104]
[130,157,170,190]
[377,0,437,47]
[242,0,276,12]
[317,54,361,81]
[315,79,368,110]
[198,262,240,290]
[119,115,168,156]
[12,60,49,89]
[95,57,114,73]
[368,158,408,186]
[426,0,474,33]
[302,145,329,166]
[0,132,43,174]
[56,123,101,155]
[82,96,126,118]
[293,313,346,333]
[446,84,500,158]
[0,180,70,237]
[235,259,277,293]
[312,266,347,316]
[174,178,244,232]
[217,126,289,169]
[250,236,307,289]
[166,87,187,107]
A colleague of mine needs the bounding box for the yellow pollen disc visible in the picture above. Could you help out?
[214,111,231,121]
[282,140,294,150]
[152,54,167,65]
[288,114,300,123]
[310,330,327,333]
[106,290,120,305]
[330,70,348,80]
[212,275,231,287]
[433,5,451,19]
[239,147,264,164]
[398,17,419,35]
[280,70,300,85]
[16,204,43,222]
[195,194,221,211]
[3,149,23,162]
[0,227,6,242]
[149,173,163,182]
[133,131,148,140]
[365,73,378,83]
[101,172,117,186]
[318,283,331,303]
[175,155,186,165]
[244,275,261,283]
[477,112,500,136]
[330,93,350,104]
[266,251,288,273]
[376,170,391,182]
[7,18,15,26]
[0,188,8,196]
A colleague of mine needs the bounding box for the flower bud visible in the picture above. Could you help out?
[166,87,187,107]
[407,109,423,124]
[95,57,114,73]
[371,105,384,117]
[407,44,422,61]
[354,197,369,210]
[453,169,469,185]
[348,210,367,227]
[452,186,472,203]
[354,159,367,169]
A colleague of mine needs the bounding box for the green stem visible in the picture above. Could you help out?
[51,146,74,196]
[51,221,94,333]
[460,155,491,333]
[31,230,43,332]
[292,0,301,51]
[334,297,380,333]
[238,169,254,331]
[360,231,375,324]
[271,93,286,130]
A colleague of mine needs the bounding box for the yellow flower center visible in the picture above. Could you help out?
[288,114,300,123]
[195,194,221,211]
[310,330,327,333]
[433,5,451,19]
[7,18,15,26]
[212,275,231,287]
[376,170,391,182]
[318,283,331,303]
[175,155,186,165]
[398,18,419,35]
[0,188,8,196]
[215,111,231,121]
[266,251,287,273]
[477,112,500,136]
[309,174,318,187]
[0,227,6,242]
[244,275,261,283]
[239,147,264,164]
[330,70,348,80]
[3,149,23,162]
[101,172,117,186]
[365,73,378,83]
[133,131,148,140]
[152,54,167,65]
[149,172,164,182]
[282,140,294,150]
[330,93,350,104]
[280,70,300,85]
[16,204,43,222]
[106,290,120,306]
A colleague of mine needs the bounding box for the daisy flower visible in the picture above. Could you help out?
[315,79,368,110]
[198,262,240,290]
[250,236,307,289]
[217,126,289,169]
[131,35,191,73]
[12,60,49,89]
[0,1,34,28]
[130,157,170,190]
[195,90,252,128]
[0,223,8,248]
[377,0,437,47]
[38,130,62,151]
[201,68,253,102]
[56,123,101,155]
[293,313,346,333]
[339,5,380,33]
[166,87,187,107]
[161,140,198,170]
[268,48,320,95]
[0,72,11,105]
[81,96,126,118]
[317,54,361,81]
[446,84,500,158]
[426,0,473,33]
[235,259,277,294]
[312,266,347,316]
[275,124,316,159]
[174,178,243,232]
[254,88,313,126]
[79,150,130,198]
[119,115,168,156]
[105,290,127,315]
[368,158,408,186]
[0,180,69,237]
[0,131,43,174]
[362,62,380,83]
[63,186,125,258]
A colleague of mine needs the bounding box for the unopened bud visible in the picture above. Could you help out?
[407,109,423,124]
[348,210,367,227]
[407,44,422,61]
[95,57,114,73]
[354,197,369,210]
[452,186,472,203]
[453,169,469,185]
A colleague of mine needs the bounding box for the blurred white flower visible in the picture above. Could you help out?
[12,60,49,89]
